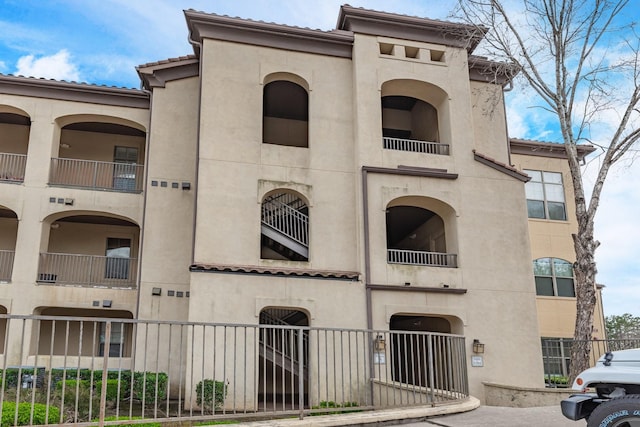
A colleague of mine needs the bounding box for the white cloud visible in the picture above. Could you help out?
[0,60,7,73]
[15,50,80,82]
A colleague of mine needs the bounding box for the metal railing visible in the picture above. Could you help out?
[0,250,15,281]
[261,198,309,247]
[37,252,138,288]
[383,137,450,155]
[0,315,469,425]
[0,153,27,183]
[541,338,640,386]
[388,249,458,267]
[49,158,144,193]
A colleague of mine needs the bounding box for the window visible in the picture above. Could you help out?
[99,322,125,357]
[113,146,138,191]
[541,338,572,377]
[524,170,566,220]
[105,238,131,280]
[533,258,575,297]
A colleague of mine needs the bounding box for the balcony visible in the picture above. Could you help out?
[0,153,27,183]
[0,250,15,281]
[37,252,137,288]
[387,248,457,267]
[49,158,143,193]
[383,137,449,155]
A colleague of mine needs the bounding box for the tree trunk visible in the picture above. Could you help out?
[569,226,598,381]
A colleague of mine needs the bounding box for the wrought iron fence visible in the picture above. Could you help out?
[49,158,143,193]
[541,338,640,387]
[0,315,469,425]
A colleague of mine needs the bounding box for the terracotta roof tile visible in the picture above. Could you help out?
[190,263,360,281]
[136,55,198,69]
[0,73,142,91]
[472,149,530,182]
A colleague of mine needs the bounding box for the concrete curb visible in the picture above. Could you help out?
[233,397,481,427]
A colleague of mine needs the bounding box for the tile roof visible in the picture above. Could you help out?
[472,149,530,182]
[190,263,360,281]
[136,55,198,70]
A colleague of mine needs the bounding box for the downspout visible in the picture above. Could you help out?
[188,34,204,267]
[361,167,375,397]
[134,88,153,320]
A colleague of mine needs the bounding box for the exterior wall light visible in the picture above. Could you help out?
[473,339,485,354]
[374,334,386,351]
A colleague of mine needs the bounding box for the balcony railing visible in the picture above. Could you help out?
[387,249,458,267]
[383,137,450,155]
[49,158,143,193]
[37,252,137,288]
[0,153,27,183]
[0,250,15,281]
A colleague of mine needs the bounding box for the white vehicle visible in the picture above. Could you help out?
[561,348,640,426]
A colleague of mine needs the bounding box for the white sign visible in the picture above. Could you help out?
[471,356,484,367]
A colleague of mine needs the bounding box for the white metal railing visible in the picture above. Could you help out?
[383,137,450,155]
[0,314,469,425]
[0,153,27,183]
[0,250,15,281]
[37,252,137,288]
[49,158,143,193]
[387,249,458,267]
[261,198,309,247]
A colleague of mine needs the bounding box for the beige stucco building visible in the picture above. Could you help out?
[0,5,604,405]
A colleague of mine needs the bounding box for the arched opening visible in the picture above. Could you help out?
[261,191,309,261]
[39,213,139,288]
[0,110,31,183]
[258,308,309,408]
[52,120,146,192]
[263,81,308,147]
[386,205,455,267]
[32,307,133,357]
[0,207,18,282]
[390,315,459,389]
[380,80,449,155]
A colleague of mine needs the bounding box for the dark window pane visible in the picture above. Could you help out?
[547,202,567,220]
[535,277,555,296]
[557,278,575,297]
[527,200,545,218]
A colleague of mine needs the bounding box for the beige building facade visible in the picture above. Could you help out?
[0,5,602,404]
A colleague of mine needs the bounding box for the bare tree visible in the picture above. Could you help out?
[456,0,640,380]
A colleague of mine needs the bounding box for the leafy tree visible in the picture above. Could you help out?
[456,0,640,380]
[605,313,640,340]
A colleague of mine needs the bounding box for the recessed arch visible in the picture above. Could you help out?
[385,196,458,267]
[263,72,309,92]
[55,114,146,133]
[261,190,309,261]
[0,107,31,182]
[380,79,450,155]
[0,105,31,119]
[263,79,308,148]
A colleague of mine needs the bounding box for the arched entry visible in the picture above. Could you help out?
[258,308,309,408]
[389,314,454,388]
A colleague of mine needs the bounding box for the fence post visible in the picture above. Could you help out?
[99,321,111,427]
[298,327,305,419]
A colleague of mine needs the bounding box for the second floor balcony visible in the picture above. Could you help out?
[49,158,143,193]
[387,248,457,267]
[37,252,137,289]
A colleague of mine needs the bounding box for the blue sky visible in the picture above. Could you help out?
[1,0,638,319]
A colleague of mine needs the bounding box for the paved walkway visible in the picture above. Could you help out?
[415,405,583,426]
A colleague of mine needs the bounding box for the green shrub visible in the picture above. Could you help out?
[545,375,569,386]
[311,401,360,415]
[0,368,45,389]
[132,372,168,403]
[0,401,60,426]
[95,379,126,402]
[195,379,227,411]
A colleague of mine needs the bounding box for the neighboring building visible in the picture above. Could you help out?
[510,139,607,377]
[0,5,584,405]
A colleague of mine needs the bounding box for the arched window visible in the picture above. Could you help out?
[533,258,575,297]
[263,81,308,147]
[260,191,309,261]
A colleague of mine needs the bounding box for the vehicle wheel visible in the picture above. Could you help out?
[587,395,640,427]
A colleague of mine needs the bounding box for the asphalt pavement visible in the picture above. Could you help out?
[407,405,585,426]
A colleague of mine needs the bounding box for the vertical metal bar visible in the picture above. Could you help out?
[99,321,111,427]
[298,326,304,419]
